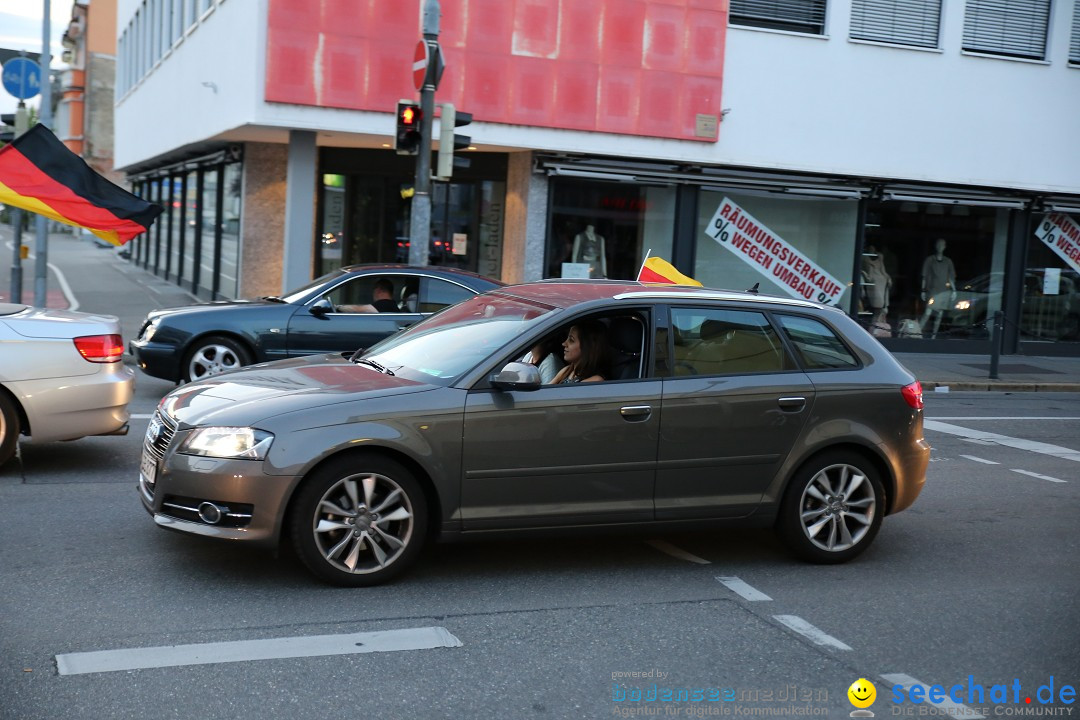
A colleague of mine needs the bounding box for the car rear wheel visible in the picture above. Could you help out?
[183,335,252,382]
[777,450,885,564]
[290,454,428,587]
[0,393,20,467]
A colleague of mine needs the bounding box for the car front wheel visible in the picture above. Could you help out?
[777,451,885,564]
[183,335,252,382]
[0,392,20,467]
[290,454,428,587]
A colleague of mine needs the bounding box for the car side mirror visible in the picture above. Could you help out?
[310,298,333,316]
[491,361,542,391]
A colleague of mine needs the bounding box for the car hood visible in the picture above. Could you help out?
[161,353,435,427]
[1,304,121,338]
[148,298,289,321]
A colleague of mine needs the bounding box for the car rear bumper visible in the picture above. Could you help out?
[139,450,299,547]
[888,434,931,514]
[19,363,134,443]
[130,338,182,382]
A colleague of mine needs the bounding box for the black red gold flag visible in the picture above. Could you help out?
[0,123,161,246]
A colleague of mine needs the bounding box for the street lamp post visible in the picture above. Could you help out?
[33,0,52,308]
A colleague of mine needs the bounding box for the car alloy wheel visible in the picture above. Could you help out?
[778,451,885,564]
[291,455,428,586]
[0,392,20,467]
[184,336,252,382]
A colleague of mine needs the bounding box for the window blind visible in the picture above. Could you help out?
[730,0,828,35]
[850,0,942,48]
[963,0,1051,60]
[1070,0,1080,65]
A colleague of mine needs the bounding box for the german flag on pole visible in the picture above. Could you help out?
[637,256,703,286]
[0,124,161,246]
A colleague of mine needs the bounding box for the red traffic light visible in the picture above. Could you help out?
[400,106,417,126]
[395,100,422,155]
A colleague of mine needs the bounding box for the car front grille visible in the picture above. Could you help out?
[140,410,178,501]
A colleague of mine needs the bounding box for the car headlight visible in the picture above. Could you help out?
[141,318,160,342]
[179,427,274,460]
[954,300,971,311]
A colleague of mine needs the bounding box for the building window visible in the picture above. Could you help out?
[1070,0,1080,65]
[962,0,1051,61]
[730,0,827,35]
[850,0,941,48]
[197,167,220,297]
[220,163,242,299]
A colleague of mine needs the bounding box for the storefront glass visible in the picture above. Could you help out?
[180,170,198,286]
[694,190,858,308]
[862,201,1008,340]
[167,174,182,280]
[197,166,219,297]
[546,180,676,279]
[219,163,242,298]
[1022,212,1080,342]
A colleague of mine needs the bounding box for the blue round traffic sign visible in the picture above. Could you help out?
[2,57,42,100]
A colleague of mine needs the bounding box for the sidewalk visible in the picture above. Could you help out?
[3,225,1080,391]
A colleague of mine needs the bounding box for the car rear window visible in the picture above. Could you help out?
[776,315,859,370]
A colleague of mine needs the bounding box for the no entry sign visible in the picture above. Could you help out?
[413,41,429,90]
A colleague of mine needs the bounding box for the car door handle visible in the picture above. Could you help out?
[620,405,652,421]
[777,396,806,411]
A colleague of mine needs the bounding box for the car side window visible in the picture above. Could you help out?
[324,275,405,313]
[671,308,791,376]
[420,278,474,314]
[776,314,859,370]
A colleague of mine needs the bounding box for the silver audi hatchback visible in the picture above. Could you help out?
[138,281,929,586]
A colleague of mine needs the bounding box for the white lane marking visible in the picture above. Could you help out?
[959,455,1000,465]
[717,576,772,601]
[880,674,985,719]
[3,240,79,311]
[646,540,711,565]
[929,417,1080,421]
[924,420,1080,463]
[1011,469,1067,484]
[772,615,852,650]
[56,626,462,676]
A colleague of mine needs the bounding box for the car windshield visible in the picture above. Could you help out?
[280,270,346,304]
[361,293,555,385]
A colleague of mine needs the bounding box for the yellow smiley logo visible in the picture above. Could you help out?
[848,678,877,708]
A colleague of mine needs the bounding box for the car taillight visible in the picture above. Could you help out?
[902,381,924,410]
[74,334,124,363]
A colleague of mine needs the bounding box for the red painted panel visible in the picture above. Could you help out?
[264,0,726,142]
[462,52,512,120]
[557,0,602,64]
[601,0,646,69]
[320,34,367,109]
[466,0,514,55]
[552,62,599,130]
[687,9,726,77]
[643,4,687,72]
[265,26,318,105]
[512,0,559,58]
[639,71,683,136]
[509,56,555,126]
[597,65,641,136]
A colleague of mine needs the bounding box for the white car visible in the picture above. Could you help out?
[0,303,135,466]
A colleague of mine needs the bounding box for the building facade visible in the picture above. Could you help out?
[114,0,1080,355]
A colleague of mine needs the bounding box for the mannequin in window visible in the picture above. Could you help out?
[862,245,892,334]
[572,224,607,278]
[920,239,957,338]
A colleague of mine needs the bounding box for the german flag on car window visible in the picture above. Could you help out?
[0,123,161,246]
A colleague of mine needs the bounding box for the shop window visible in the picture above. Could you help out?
[219,163,242,299]
[850,0,941,48]
[1023,213,1080,342]
[963,0,1050,61]
[730,0,827,35]
[197,166,219,297]
[695,190,857,310]
[671,308,792,376]
[179,170,197,285]
[546,180,675,280]
[320,174,346,276]
[862,201,1009,340]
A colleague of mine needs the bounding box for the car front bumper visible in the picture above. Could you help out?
[130,338,183,382]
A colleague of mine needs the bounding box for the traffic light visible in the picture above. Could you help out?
[395,100,422,155]
[436,103,472,180]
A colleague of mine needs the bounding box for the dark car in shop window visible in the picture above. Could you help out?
[138,281,930,586]
[130,265,503,383]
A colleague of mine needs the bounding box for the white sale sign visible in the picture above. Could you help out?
[1034,213,1080,276]
[704,198,845,305]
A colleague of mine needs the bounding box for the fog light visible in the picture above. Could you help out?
[198,502,227,525]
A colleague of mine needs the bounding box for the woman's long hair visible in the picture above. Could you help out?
[570,320,610,380]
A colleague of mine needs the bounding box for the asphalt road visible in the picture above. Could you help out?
[0,387,1077,719]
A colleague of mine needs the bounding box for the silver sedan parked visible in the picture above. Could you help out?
[0,303,134,466]
[138,282,930,586]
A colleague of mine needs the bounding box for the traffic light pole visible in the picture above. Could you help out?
[407,0,439,267]
[9,102,28,304]
[34,0,52,308]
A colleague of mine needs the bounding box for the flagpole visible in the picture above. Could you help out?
[33,0,52,308]
[636,249,652,282]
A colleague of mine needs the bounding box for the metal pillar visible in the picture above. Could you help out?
[407,0,440,268]
[9,103,28,304]
[33,0,52,308]
[281,130,317,293]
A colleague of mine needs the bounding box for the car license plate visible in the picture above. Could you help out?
[140,452,157,485]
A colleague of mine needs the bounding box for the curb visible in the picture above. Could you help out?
[921,380,1080,393]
